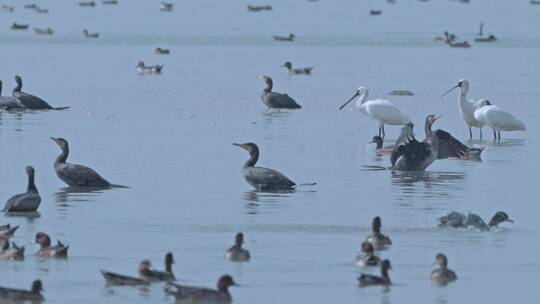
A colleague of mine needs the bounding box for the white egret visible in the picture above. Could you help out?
[441,79,484,139]
[474,99,526,140]
[339,87,411,138]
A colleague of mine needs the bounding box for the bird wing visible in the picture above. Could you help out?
[391,124,430,167]
[438,211,466,228]
[365,100,410,125]
[61,163,110,187]
[146,269,175,281]
[249,167,296,189]
[166,283,213,299]
[2,193,39,212]
[268,92,301,108]
[100,270,148,285]
[485,106,526,131]
[434,129,469,159]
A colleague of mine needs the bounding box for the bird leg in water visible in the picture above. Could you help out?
[480,127,483,139]
[469,127,472,139]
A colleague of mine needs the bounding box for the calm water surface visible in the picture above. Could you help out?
[0,0,539,303]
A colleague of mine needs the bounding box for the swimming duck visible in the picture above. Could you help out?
[51,137,112,188]
[34,232,68,258]
[139,253,176,282]
[438,211,513,231]
[0,80,25,111]
[273,33,295,41]
[1,4,14,12]
[166,275,237,304]
[282,62,313,75]
[160,2,173,11]
[28,5,48,13]
[370,136,394,155]
[0,280,44,302]
[475,22,497,42]
[431,253,457,286]
[79,1,96,7]
[389,89,414,96]
[3,166,41,213]
[34,27,53,35]
[356,241,381,267]
[11,23,29,30]
[82,29,99,38]
[260,76,301,109]
[369,10,382,15]
[234,142,296,191]
[13,76,69,110]
[0,224,19,238]
[0,237,25,260]
[100,261,152,286]
[225,233,251,262]
[137,61,163,75]
[449,40,471,48]
[358,259,392,287]
[247,5,272,11]
[155,47,170,54]
[364,216,392,250]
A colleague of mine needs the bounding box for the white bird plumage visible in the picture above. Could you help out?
[339,87,411,138]
[442,79,484,139]
[474,99,526,140]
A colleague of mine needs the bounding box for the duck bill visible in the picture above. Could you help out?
[507,218,514,223]
[441,84,459,97]
[339,92,359,110]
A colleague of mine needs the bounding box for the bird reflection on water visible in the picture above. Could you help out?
[390,170,466,201]
[54,187,105,205]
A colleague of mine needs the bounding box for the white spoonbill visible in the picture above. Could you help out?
[474,99,526,140]
[441,79,484,139]
[339,87,411,138]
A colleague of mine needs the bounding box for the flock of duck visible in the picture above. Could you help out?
[0,1,528,303]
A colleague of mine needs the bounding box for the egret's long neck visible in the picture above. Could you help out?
[55,146,69,164]
[244,150,259,167]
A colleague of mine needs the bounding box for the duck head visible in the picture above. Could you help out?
[435,253,448,269]
[35,232,51,248]
[217,274,238,292]
[361,241,374,254]
[488,211,513,227]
